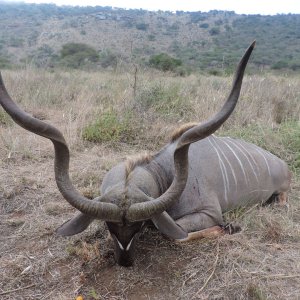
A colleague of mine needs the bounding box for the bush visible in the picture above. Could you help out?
[0,57,11,68]
[136,23,148,31]
[9,37,24,47]
[208,69,222,76]
[209,27,220,35]
[271,60,289,70]
[149,53,182,72]
[136,83,192,119]
[99,50,118,69]
[290,61,300,71]
[0,110,13,126]
[60,43,99,68]
[199,23,209,29]
[148,34,156,41]
[31,44,55,67]
[82,110,135,143]
[175,66,191,77]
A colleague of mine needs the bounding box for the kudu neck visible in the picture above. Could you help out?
[141,143,176,196]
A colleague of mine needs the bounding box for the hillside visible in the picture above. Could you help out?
[0,3,299,72]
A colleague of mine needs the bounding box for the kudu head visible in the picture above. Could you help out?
[0,42,255,266]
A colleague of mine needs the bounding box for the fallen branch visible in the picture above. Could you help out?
[0,284,36,296]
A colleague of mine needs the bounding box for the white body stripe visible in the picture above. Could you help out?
[210,136,237,191]
[233,139,260,175]
[252,145,271,176]
[220,139,249,184]
[208,137,228,203]
[226,138,259,183]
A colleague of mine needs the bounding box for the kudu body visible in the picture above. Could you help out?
[0,42,291,266]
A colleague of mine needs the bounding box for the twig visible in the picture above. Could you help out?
[237,203,259,220]
[122,279,142,294]
[182,262,215,287]
[0,284,36,296]
[263,274,300,279]
[192,241,220,299]
[247,272,300,279]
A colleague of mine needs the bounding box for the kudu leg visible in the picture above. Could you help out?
[174,209,242,242]
[264,191,289,207]
[278,191,288,206]
[174,211,224,242]
[176,226,223,242]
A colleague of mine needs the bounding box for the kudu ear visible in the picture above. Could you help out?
[56,213,94,236]
[151,211,188,239]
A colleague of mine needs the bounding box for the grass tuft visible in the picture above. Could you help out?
[136,82,192,119]
[82,110,136,143]
[0,109,13,126]
[247,283,267,300]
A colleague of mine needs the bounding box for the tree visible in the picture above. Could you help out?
[60,43,99,68]
[149,53,182,72]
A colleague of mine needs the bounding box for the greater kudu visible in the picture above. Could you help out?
[0,41,291,266]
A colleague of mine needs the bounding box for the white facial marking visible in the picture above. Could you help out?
[115,237,124,250]
[126,237,134,251]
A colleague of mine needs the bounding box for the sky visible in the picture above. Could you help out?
[7,0,300,15]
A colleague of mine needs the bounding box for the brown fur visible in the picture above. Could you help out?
[278,191,288,206]
[125,152,153,181]
[170,122,198,142]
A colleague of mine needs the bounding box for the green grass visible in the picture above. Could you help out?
[0,109,13,126]
[136,82,192,119]
[82,110,135,143]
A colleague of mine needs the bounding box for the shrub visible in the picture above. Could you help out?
[0,110,12,126]
[0,57,11,68]
[208,69,222,76]
[149,53,182,72]
[82,110,135,143]
[99,50,118,69]
[209,27,220,35]
[31,44,56,67]
[290,61,300,71]
[9,37,24,47]
[60,43,99,68]
[271,60,289,70]
[199,23,209,29]
[175,66,191,77]
[136,83,192,119]
[136,23,148,31]
[148,34,156,41]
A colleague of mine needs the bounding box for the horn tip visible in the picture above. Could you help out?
[251,40,256,49]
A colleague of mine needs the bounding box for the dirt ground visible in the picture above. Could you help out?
[1,124,299,300]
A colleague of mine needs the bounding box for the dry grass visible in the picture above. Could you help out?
[0,68,300,299]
